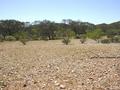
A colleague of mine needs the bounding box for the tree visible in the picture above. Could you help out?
[37,20,57,40]
[0,19,120,42]
[0,20,25,37]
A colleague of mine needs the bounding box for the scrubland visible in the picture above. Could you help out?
[0,40,120,90]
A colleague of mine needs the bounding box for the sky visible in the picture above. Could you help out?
[0,0,120,24]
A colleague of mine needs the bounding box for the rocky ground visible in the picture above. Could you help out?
[0,40,120,90]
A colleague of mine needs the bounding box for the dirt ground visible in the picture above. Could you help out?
[0,40,120,90]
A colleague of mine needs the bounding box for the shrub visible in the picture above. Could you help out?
[32,35,39,40]
[75,34,80,39]
[101,39,111,44]
[56,29,75,39]
[5,36,16,41]
[80,38,86,44]
[15,32,29,45]
[41,36,49,41]
[86,29,104,42]
[20,39,27,45]
[112,36,120,43]
[80,34,86,44]
[62,37,70,45]
[0,35,4,42]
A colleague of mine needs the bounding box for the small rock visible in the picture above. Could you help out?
[81,83,84,85]
[71,70,75,73]
[34,81,37,84]
[60,84,66,89]
[54,81,60,86]
[0,81,7,88]
[42,83,46,88]
[23,84,27,87]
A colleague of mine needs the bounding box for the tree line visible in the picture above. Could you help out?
[0,19,120,44]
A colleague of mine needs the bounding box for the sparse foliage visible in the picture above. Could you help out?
[86,29,104,42]
[0,35,4,42]
[5,36,16,41]
[101,39,111,44]
[112,35,120,43]
[20,39,27,45]
[62,37,70,45]
[16,32,29,45]
[0,19,120,43]
[80,34,86,44]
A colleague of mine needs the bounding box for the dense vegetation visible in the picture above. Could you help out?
[0,19,120,44]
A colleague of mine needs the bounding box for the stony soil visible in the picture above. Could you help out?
[0,40,120,90]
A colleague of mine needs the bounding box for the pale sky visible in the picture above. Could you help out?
[0,0,120,24]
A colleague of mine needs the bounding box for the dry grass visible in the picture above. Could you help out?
[0,40,120,90]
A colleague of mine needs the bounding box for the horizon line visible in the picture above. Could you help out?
[0,18,120,25]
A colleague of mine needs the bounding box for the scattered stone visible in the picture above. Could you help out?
[81,83,84,85]
[41,83,46,88]
[54,81,60,86]
[0,41,120,89]
[60,84,66,89]
[23,84,27,87]
[0,81,7,88]
[34,81,37,84]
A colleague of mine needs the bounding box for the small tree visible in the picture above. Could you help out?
[61,29,75,45]
[56,28,75,38]
[15,32,29,45]
[86,29,104,43]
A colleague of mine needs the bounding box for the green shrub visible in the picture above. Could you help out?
[0,35,4,42]
[5,36,16,41]
[101,39,111,44]
[62,37,70,45]
[86,29,104,42]
[14,32,29,45]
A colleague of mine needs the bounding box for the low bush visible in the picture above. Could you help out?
[75,34,80,39]
[5,36,16,41]
[20,39,28,45]
[0,35,4,42]
[101,39,111,44]
[62,37,70,45]
[112,36,120,43]
[80,38,86,44]
[41,36,49,41]
[80,34,86,44]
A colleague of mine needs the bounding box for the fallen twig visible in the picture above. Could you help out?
[90,56,120,59]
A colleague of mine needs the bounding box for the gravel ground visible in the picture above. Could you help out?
[0,40,120,90]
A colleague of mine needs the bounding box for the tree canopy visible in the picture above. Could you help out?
[0,19,120,41]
